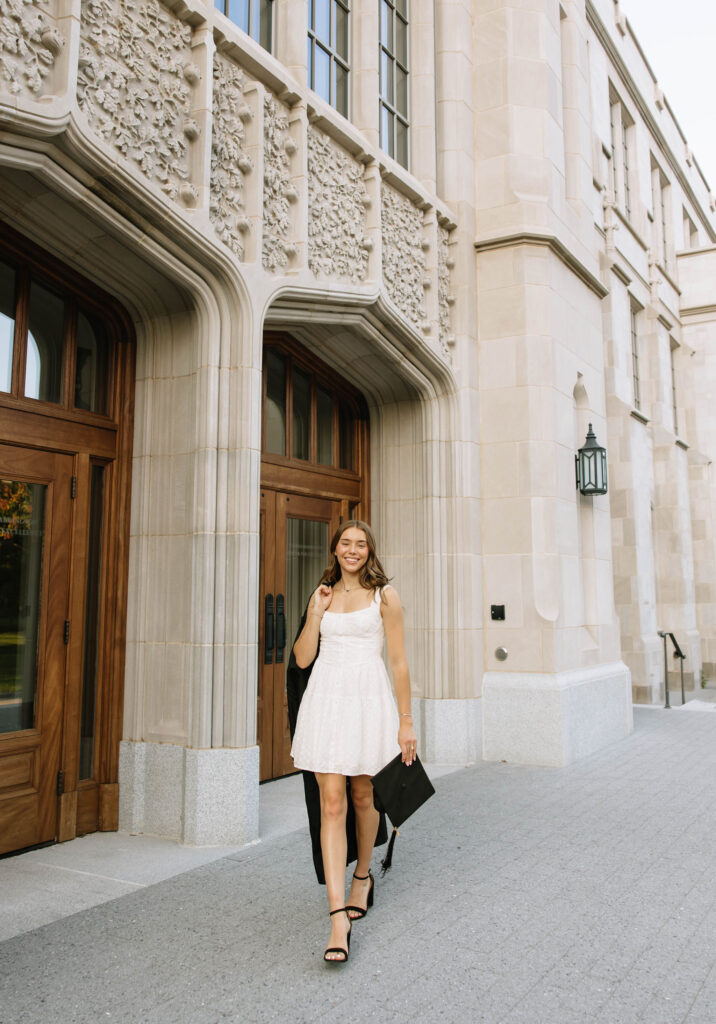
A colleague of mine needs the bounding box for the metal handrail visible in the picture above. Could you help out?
[657,631,686,708]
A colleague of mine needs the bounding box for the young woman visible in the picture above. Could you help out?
[290,520,417,963]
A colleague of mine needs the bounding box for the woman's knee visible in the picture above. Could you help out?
[320,787,347,822]
[350,779,375,813]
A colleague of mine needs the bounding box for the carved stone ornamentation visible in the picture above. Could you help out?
[77,0,198,205]
[437,225,453,353]
[210,54,252,259]
[381,185,428,330]
[263,93,295,272]
[307,126,368,283]
[0,0,64,98]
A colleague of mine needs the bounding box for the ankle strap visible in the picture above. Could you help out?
[352,872,372,880]
[329,907,348,917]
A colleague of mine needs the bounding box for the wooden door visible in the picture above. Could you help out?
[0,444,73,855]
[258,490,341,780]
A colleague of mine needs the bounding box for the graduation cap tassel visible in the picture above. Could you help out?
[380,827,399,875]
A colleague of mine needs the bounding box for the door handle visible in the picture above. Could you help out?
[265,594,274,664]
[276,594,286,664]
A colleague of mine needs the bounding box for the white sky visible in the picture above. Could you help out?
[620,0,716,193]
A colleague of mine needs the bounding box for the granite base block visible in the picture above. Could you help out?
[415,697,482,764]
[118,740,260,846]
[482,661,633,766]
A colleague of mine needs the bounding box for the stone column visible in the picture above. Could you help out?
[475,0,632,765]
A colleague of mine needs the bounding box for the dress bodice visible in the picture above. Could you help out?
[318,590,385,665]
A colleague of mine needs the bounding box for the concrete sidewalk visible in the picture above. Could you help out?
[1,706,715,1024]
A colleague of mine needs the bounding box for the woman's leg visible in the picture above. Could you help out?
[347,774,380,917]
[315,772,350,958]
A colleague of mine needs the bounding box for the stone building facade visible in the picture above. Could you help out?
[0,0,714,854]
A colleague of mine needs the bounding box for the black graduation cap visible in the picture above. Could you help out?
[371,753,435,873]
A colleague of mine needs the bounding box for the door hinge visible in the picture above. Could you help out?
[71,476,77,499]
[57,770,64,796]
[63,620,70,644]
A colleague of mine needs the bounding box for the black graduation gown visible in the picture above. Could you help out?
[285,603,389,885]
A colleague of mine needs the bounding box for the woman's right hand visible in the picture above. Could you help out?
[311,584,333,616]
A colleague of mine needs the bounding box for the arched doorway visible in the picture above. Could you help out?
[258,334,369,780]
[0,222,134,854]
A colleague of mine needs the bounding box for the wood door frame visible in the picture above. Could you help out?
[0,446,74,854]
[0,221,136,846]
[258,333,371,779]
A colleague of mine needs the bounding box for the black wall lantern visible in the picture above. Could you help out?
[576,423,608,496]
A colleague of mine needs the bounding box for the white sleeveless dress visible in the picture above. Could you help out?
[290,587,401,777]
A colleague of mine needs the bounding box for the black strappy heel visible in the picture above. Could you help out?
[346,871,374,920]
[324,908,352,963]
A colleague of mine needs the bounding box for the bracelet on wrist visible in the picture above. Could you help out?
[399,713,412,718]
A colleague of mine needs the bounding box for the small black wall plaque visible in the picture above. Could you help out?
[491,604,505,621]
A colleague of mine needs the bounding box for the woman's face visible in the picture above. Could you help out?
[334,526,369,576]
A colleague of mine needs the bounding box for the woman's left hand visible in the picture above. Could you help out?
[398,721,418,766]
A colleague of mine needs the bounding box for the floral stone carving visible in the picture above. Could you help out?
[307,126,368,283]
[210,53,252,260]
[438,225,453,352]
[77,0,198,205]
[263,93,295,272]
[0,0,64,98]
[381,185,427,330]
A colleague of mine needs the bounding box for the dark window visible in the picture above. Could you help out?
[215,0,273,51]
[380,0,409,167]
[308,0,350,116]
[262,345,358,471]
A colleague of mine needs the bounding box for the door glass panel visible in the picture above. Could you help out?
[316,385,334,465]
[286,517,329,659]
[0,479,46,734]
[79,466,104,780]
[75,310,110,415]
[339,404,355,469]
[265,349,287,455]
[0,261,16,394]
[25,281,66,404]
[292,366,311,460]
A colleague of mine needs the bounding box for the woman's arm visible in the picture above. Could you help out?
[381,587,418,764]
[293,584,333,668]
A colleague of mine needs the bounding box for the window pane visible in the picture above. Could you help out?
[395,0,407,16]
[79,465,104,780]
[227,0,250,31]
[259,0,272,50]
[335,2,348,59]
[25,281,65,404]
[0,261,16,394]
[265,349,286,455]
[75,310,110,415]
[316,385,334,465]
[307,36,313,82]
[339,404,355,470]
[395,15,407,66]
[381,50,393,103]
[314,44,331,101]
[292,366,311,460]
[0,480,46,734]
[315,0,330,42]
[396,118,408,168]
[396,66,408,116]
[335,61,348,116]
[381,105,393,156]
[381,0,392,48]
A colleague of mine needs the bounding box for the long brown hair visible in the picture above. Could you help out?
[319,520,391,593]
